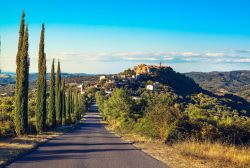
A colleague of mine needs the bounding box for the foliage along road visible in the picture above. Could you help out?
[7,102,167,168]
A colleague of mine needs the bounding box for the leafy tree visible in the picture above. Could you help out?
[36,24,47,133]
[138,93,182,141]
[103,89,133,128]
[95,90,106,113]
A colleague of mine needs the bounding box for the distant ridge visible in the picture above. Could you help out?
[185,70,250,101]
[0,72,96,86]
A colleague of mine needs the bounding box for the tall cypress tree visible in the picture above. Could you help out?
[65,95,68,124]
[15,11,25,82]
[66,88,71,124]
[74,92,79,123]
[62,79,66,126]
[15,12,29,135]
[36,24,47,133]
[77,93,80,121]
[56,61,62,126]
[42,54,47,130]
[49,59,56,129]
[21,25,30,134]
[71,91,75,122]
[71,92,75,123]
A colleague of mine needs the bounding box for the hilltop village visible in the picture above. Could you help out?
[77,64,173,97]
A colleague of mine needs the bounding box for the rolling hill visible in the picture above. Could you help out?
[185,71,250,101]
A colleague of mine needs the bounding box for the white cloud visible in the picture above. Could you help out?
[51,49,250,64]
[61,52,81,56]
[233,59,250,63]
[205,52,225,57]
[163,56,174,61]
[181,52,201,57]
[231,49,250,54]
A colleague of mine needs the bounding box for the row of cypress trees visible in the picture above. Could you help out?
[49,61,82,128]
[14,11,82,136]
[48,59,81,130]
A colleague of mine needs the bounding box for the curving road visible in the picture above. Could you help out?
[8,102,167,168]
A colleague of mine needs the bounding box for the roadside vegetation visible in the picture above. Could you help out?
[96,88,250,144]
[95,66,250,167]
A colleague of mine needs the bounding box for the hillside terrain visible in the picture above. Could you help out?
[97,64,250,145]
[185,71,250,101]
[95,64,250,167]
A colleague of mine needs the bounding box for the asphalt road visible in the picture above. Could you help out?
[8,102,167,168]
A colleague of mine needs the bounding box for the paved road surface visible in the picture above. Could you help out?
[8,102,167,168]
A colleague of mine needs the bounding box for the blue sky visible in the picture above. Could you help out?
[1,0,250,73]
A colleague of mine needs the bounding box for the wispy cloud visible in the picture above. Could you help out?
[232,59,250,63]
[53,49,250,64]
[205,52,226,57]
[230,49,250,54]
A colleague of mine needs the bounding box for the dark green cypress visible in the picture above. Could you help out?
[42,54,47,129]
[70,88,73,124]
[71,91,76,123]
[56,61,62,126]
[77,93,80,121]
[15,12,29,136]
[65,95,68,124]
[71,92,75,123]
[74,92,79,123]
[21,25,30,134]
[62,80,66,126]
[36,24,47,133]
[49,59,56,129]
[66,88,71,124]
[15,11,25,79]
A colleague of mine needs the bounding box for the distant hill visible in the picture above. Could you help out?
[120,64,250,117]
[99,65,250,145]
[0,72,92,85]
[0,73,15,85]
[29,73,92,81]
[0,72,98,95]
[185,71,250,101]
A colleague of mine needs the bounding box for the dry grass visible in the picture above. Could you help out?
[174,141,250,168]
[107,126,250,168]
